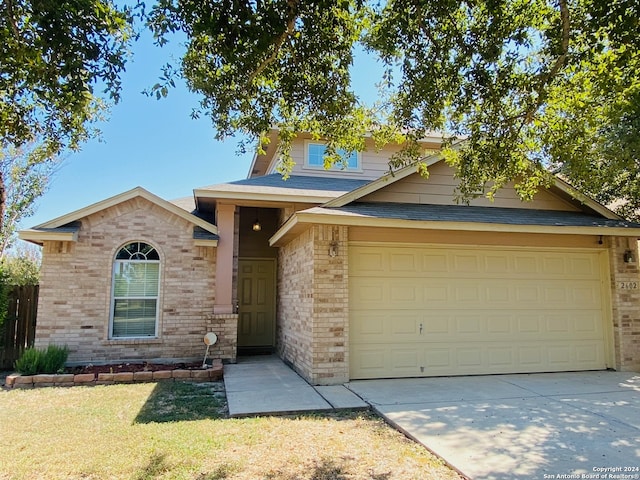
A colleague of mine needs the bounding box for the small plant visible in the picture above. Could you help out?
[14,347,41,375]
[14,344,68,375]
[41,345,69,373]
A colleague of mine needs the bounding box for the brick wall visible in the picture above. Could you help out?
[608,237,640,371]
[206,314,238,362]
[277,225,349,385]
[35,197,232,365]
[277,227,314,379]
[311,225,349,384]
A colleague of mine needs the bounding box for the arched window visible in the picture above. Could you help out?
[111,242,160,338]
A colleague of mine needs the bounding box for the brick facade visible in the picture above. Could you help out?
[35,197,234,365]
[32,194,640,382]
[205,313,238,362]
[277,225,349,385]
[277,227,315,379]
[608,237,640,371]
[276,229,640,385]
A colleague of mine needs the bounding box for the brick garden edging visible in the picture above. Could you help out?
[3,361,223,389]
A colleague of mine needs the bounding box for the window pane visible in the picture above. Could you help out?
[346,151,359,169]
[112,299,157,337]
[116,242,159,260]
[308,143,325,166]
[113,263,159,297]
[337,148,359,169]
[308,143,359,170]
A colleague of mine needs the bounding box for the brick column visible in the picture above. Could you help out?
[215,203,236,314]
[311,225,350,385]
[608,237,640,371]
[205,313,238,363]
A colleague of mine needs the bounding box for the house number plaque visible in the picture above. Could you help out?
[618,281,639,290]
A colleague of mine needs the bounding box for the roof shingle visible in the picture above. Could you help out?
[324,202,640,229]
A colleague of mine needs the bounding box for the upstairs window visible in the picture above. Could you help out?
[305,142,361,171]
[110,242,160,338]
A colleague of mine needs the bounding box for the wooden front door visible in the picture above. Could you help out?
[237,258,276,349]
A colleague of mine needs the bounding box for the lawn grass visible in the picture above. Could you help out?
[0,381,460,480]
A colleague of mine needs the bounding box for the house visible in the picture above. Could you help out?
[19,130,640,385]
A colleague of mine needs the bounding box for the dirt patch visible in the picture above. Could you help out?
[65,361,205,375]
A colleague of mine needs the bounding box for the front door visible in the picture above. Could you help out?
[237,258,276,350]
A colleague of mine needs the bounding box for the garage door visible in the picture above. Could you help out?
[349,244,608,379]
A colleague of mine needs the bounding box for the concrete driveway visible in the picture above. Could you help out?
[348,371,640,480]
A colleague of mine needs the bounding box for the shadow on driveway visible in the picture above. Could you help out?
[348,371,640,480]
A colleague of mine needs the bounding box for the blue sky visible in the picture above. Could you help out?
[24,32,250,228]
[23,31,384,229]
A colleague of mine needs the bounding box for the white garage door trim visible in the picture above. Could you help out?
[349,242,613,380]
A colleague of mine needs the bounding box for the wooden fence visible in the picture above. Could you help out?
[0,285,39,370]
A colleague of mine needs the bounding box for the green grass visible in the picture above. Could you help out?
[0,381,459,480]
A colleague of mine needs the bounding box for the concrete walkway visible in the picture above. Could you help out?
[348,371,640,480]
[224,355,367,417]
[224,358,640,479]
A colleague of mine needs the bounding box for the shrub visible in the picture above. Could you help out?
[41,345,69,374]
[14,345,68,375]
[14,347,41,375]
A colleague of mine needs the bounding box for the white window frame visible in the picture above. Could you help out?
[303,140,362,172]
[109,242,161,339]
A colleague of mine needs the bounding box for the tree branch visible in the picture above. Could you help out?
[247,0,299,85]
[523,0,570,123]
[3,0,21,38]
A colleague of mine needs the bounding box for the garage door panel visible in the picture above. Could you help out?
[351,248,602,279]
[484,254,511,273]
[352,311,604,344]
[390,252,419,272]
[350,251,386,273]
[351,345,422,378]
[488,347,514,366]
[390,284,420,302]
[350,245,608,379]
[569,256,600,276]
[422,253,448,271]
[425,348,451,368]
[350,312,423,342]
[452,254,482,273]
[576,343,604,363]
[455,315,484,334]
[351,341,606,379]
[354,279,602,309]
[351,279,425,307]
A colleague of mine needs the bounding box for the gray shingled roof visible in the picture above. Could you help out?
[193,226,219,241]
[326,202,640,229]
[33,221,82,233]
[205,174,370,192]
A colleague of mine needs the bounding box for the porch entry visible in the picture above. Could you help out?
[237,258,276,353]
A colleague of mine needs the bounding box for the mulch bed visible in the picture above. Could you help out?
[65,362,206,375]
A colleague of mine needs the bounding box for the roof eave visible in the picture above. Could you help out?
[194,239,219,247]
[551,177,622,220]
[193,188,337,205]
[18,229,78,245]
[31,187,218,236]
[269,210,640,247]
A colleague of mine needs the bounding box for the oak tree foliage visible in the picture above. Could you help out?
[0,0,137,229]
[0,141,60,256]
[2,1,638,223]
[148,0,640,218]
